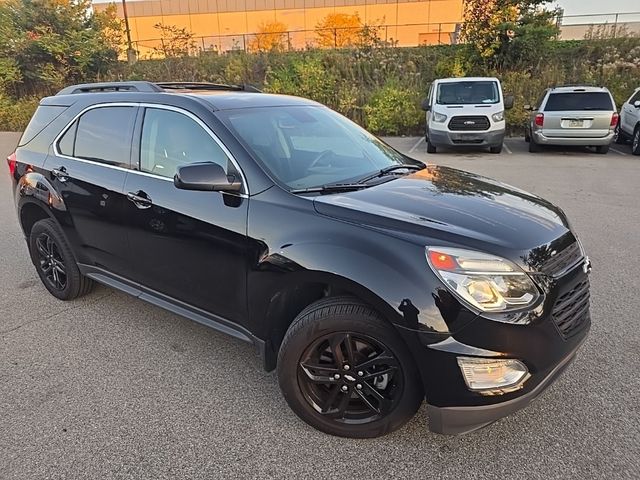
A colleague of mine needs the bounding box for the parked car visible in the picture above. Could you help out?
[9,81,591,438]
[524,85,618,154]
[421,77,514,154]
[615,86,640,155]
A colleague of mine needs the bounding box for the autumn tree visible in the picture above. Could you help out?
[248,21,288,52]
[153,23,196,58]
[315,13,363,48]
[460,0,560,71]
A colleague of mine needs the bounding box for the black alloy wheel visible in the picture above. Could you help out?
[34,232,67,291]
[278,296,423,438]
[298,332,402,424]
[29,218,94,300]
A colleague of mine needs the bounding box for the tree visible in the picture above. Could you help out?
[248,21,288,53]
[0,0,123,96]
[460,0,560,71]
[315,13,362,48]
[152,23,196,58]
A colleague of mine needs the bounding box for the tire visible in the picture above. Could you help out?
[633,126,640,156]
[277,296,423,438]
[529,137,542,153]
[524,128,531,143]
[29,218,94,300]
[426,137,437,154]
[490,144,503,154]
[595,145,609,154]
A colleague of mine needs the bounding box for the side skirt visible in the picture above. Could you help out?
[78,264,267,363]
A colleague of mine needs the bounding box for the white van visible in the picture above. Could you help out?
[422,77,514,154]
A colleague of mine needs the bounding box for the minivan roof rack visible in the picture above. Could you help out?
[56,81,262,96]
[551,83,602,89]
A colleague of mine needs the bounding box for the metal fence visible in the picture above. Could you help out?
[131,12,640,58]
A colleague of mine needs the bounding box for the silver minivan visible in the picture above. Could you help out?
[524,86,618,154]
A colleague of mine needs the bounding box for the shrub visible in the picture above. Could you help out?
[363,81,421,135]
[0,96,39,131]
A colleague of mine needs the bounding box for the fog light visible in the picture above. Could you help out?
[457,357,529,395]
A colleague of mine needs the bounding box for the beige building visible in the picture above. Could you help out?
[95,0,465,55]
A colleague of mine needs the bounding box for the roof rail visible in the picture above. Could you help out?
[551,83,602,89]
[155,82,262,93]
[56,81,163,96]
[55,81,262,96]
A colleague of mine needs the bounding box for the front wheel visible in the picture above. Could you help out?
[277,297,423,438]
[490,144,503,154]
[614,124,626,144]
[426,136,437,153]
[633,127,640,156]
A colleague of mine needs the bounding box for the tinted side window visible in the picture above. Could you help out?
[19,105,68,147]
[74,106,136,167]
[139,108,231,178]
[57,120,77,156]
[544,92,614,111]
[534,91,547,110]
[629,90,640,105]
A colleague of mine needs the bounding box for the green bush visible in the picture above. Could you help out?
[0,96,39,131]
[363,81,421,135]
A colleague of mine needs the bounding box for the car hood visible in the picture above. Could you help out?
[313,165,570,251]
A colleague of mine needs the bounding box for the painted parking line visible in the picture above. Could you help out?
[409,136,424,153]
[610,147,627,156]
[503,142,513,154]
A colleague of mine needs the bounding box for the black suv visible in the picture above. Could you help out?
[9,81,591,438]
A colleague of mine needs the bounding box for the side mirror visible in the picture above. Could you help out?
[421,98,431,111]
[523,104,531,111]
[634,100,640,108]
[504,94,515,110]
[174,162,242,193]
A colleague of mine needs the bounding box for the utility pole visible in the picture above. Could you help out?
[121,0,137,64]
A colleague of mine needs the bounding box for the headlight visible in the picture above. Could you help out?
[433,111,447,122]
[426,247,540,312]
[492,111,505,122]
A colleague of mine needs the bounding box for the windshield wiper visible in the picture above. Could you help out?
[290,183,370,194]
[356,163,424,184]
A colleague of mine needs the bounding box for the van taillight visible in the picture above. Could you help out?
[7,152,16,176]
[534,113,544,127]
[611,112,619,127]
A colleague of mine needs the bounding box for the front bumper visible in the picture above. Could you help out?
[532,130,614,146]
[396,257,591,435]
[429,128,505,147]
[427,335,585,434]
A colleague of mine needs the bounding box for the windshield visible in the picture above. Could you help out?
[218,106,409,190]
[436,81,500,105]
[544,92,614,111]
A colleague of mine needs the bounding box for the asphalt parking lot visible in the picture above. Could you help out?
[1,132,639,479]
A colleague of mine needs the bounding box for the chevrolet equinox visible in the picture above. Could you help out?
[8,81,591,438]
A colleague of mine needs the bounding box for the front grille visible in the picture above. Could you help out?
[451,138,484,144]
[448,116,490,131]
[541,241,583,277]
[552,279,590,338]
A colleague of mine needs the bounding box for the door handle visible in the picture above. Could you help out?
[127,191,153,209]
[51,166,69,182]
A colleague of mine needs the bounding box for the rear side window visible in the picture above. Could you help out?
[19,105,67,147]
[544,92,614,111]
[629,90,640,105]
[58,106,136,167]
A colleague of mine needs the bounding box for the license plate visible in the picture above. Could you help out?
[567,119,584,128]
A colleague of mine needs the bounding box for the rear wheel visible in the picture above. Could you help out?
[633,126,640,156]
[595,145,609,154]
[29,219,94,300]
[529,136,542,153]
[277,297,423,438]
